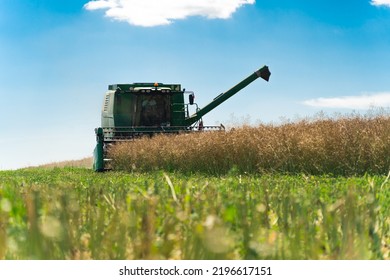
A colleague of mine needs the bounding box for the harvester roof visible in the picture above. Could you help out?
[108,83,182,92]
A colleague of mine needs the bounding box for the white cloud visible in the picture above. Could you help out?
[84,0,256,27]
[371,0,390,7]
[302,92,390,109]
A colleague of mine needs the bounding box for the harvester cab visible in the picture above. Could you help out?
[93,65,271,171]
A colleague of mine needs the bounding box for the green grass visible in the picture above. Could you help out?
[1,167,389,260]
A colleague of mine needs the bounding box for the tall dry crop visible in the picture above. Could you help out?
[109,113,390,175]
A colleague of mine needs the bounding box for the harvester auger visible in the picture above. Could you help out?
[93,65,271,171]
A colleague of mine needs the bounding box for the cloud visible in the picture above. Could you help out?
[302,92,390,109]
[84,0,255,27]
[371,0,390,7]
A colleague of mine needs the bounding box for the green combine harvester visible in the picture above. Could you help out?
[93,65,271,171]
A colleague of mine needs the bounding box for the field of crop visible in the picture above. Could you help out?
[110,113,390,175]
[1,114,389,260]
[0,168,389,260]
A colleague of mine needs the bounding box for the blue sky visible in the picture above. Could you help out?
[1,0,390,170]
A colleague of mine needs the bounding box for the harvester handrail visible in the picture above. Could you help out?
[101,125,224,141]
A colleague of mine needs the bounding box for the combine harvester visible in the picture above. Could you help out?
[93,66,271,171]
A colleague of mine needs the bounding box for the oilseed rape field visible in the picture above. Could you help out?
[0,114,389,260]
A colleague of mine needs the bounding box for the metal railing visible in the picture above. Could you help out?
[102,125,224,141]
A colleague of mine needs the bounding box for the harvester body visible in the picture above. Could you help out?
[93,66,270,171]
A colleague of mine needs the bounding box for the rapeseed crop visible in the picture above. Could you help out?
[1,113,389,260]
[110,113,390,175]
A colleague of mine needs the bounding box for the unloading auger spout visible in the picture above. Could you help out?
[183,66,271,126]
